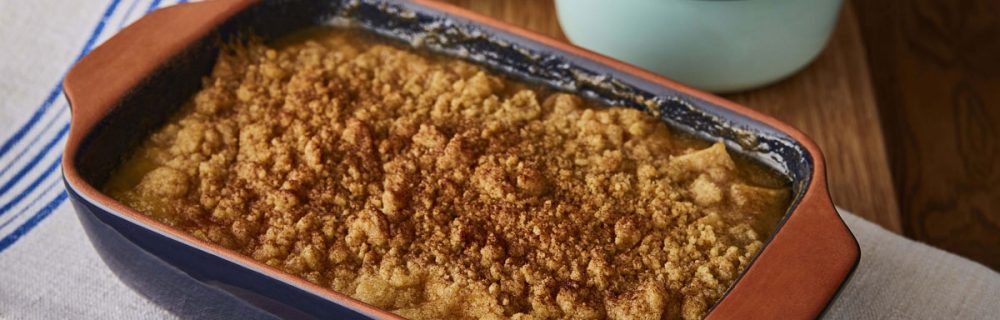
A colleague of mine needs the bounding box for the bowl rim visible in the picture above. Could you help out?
[61,0,859,319]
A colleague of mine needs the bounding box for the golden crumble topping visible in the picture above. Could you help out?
[105,29,790,320]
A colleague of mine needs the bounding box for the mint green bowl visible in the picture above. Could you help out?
[555,0,843,93]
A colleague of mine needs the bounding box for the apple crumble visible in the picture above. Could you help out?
[105,29,790,320]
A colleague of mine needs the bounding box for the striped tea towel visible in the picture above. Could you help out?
[0,0,184,319]
[0,0,997,319]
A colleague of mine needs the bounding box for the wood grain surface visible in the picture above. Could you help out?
[435,0,903,232]
[854,0,1000,269]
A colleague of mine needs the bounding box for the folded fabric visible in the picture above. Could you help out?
[826,213,1000,319]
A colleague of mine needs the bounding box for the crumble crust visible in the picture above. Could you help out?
[106,30,789,320]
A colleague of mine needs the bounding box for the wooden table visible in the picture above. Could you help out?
[854,0,1000,268]
[436,0,903,232]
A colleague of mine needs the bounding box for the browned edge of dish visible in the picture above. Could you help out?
[62,0,859,319]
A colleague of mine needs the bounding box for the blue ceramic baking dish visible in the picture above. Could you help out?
[62,0,859,318]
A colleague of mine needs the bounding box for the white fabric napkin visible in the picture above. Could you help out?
[0,0,997,319]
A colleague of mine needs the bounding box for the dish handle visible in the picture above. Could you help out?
[62,0,255,131]
[708,171,860,319]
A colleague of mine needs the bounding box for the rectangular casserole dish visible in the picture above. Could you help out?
[61,0,859,319]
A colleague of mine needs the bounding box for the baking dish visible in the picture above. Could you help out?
[61,0,859,319]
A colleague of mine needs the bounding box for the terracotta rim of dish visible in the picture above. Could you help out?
[61,0,859,319]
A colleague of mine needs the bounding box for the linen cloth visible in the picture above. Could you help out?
[0,0,997,319]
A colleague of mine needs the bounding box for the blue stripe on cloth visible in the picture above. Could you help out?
[0,107,67,180]
[0,0,193,252]
[0,124,68,200]
[0,0,121,160]
[0,145,65,218]
[0,156,66,252]
[0,179,61,231]
[0,191,68,252]
[73,0,125,63]
[116,0,142,29]
[145,0,163,13]
[0,0,126,252]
